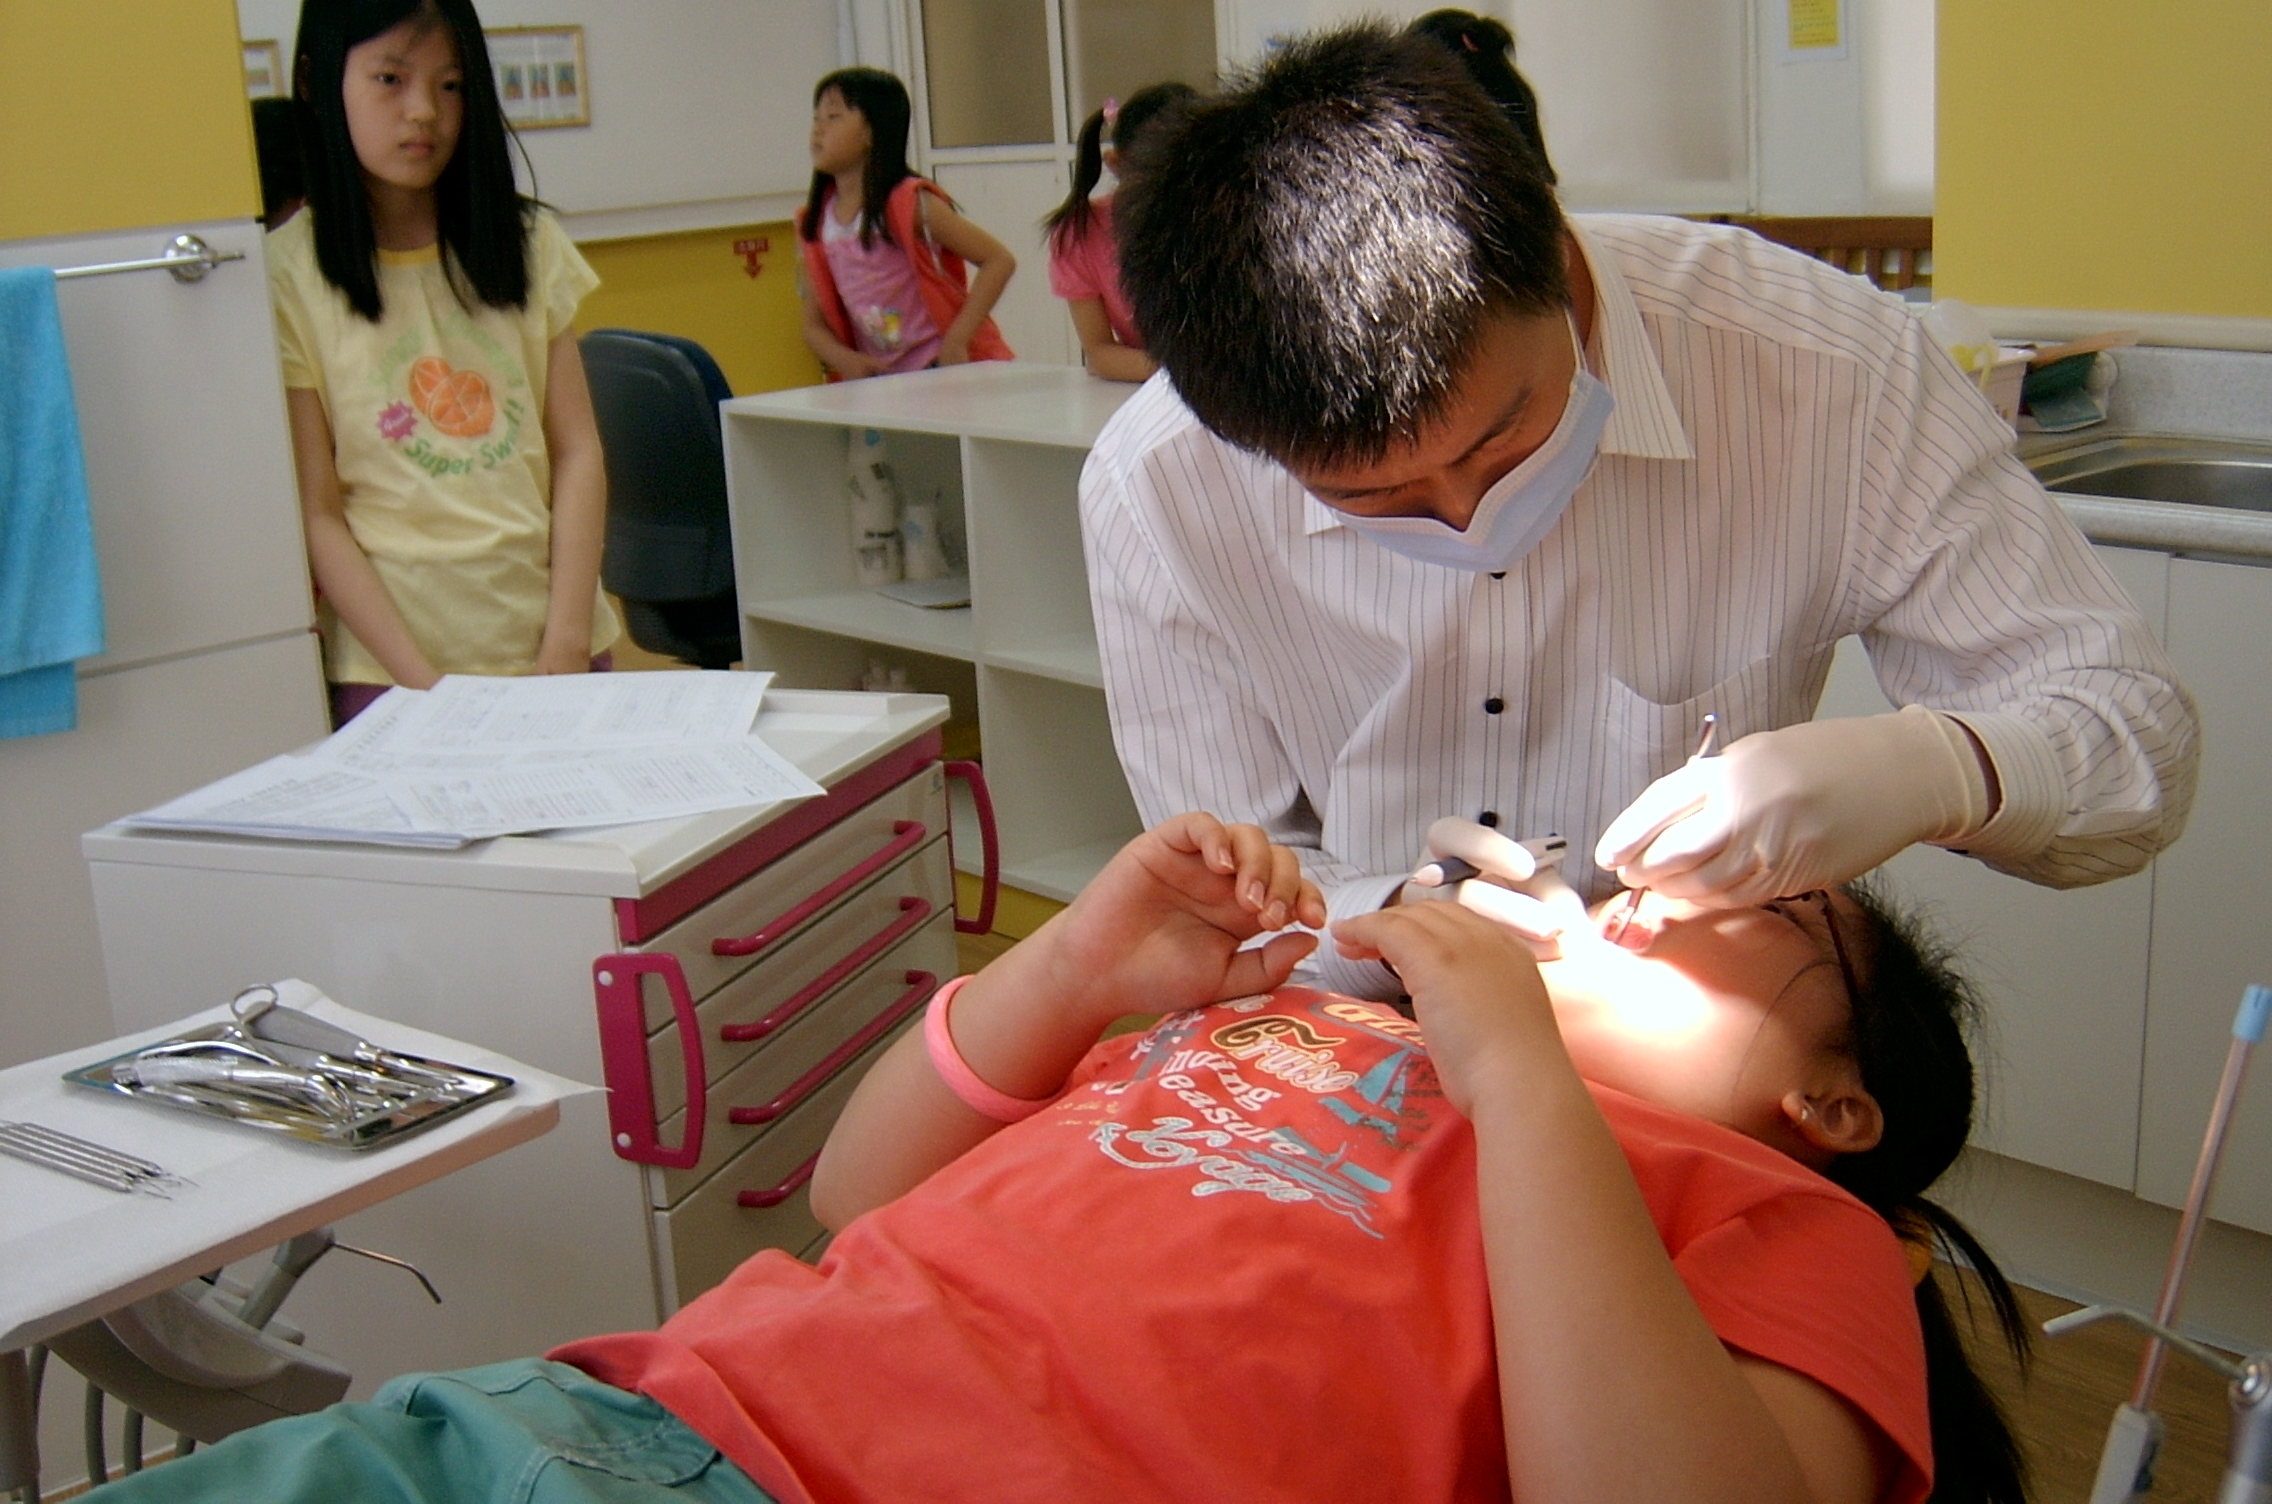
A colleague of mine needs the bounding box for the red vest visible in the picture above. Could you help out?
[798,178,1013,379]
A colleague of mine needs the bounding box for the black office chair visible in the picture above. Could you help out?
[581,329,743,670]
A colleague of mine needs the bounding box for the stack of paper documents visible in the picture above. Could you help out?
[124,673,827,848]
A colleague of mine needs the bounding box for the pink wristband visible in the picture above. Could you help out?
[923,975,1054,1123]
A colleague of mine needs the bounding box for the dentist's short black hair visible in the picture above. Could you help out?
[1115,22,1569,469]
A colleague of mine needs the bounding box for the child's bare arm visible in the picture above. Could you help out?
[1332,903,1884,1504]
[1067,298,1156,383]
[536,331,605,673]
[811,814,1322,1228]
[286,388,441,689]
[920,196,1014,365]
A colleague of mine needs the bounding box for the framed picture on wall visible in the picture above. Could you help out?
[244,39,285,99]
[487,26,590,129]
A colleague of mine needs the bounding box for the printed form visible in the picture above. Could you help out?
[124,673,826,847]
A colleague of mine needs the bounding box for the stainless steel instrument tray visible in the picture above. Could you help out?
[65,1024,514,1152]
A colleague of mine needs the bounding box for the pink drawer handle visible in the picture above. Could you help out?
[593,952,706,1170]
[944,761,999,936]
[711,821,928,958]
[728,970,937,1128]
[719,896,934,1043]
[738,1150,820,1210]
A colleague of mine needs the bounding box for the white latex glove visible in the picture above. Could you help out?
[1411,817,1591,959]
[1594,706,1993,908]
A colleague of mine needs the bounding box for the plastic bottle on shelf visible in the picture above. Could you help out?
[846,428,902,586]
[900,488,951,582]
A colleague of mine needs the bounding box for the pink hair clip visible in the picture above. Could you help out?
[1101,97,1121,127]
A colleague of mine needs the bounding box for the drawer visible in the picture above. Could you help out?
[637,763,949,1007]
[647,912,954,1207]
[645,834,952,1118]
[649,1015,921,1311]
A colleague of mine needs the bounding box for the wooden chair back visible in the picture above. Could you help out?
[1714,216,1933,293]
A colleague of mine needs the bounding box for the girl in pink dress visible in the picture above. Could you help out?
[1042,83,1197,382]
[796,69,1015,381]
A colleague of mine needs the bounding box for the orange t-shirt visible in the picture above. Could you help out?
[556,988,1930,1504]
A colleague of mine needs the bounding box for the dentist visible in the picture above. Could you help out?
[1080,25,2198,1000]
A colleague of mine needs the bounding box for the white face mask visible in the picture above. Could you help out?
[1330,318,1615,573]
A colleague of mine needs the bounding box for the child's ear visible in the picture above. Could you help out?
[1779,1087,1884,1159]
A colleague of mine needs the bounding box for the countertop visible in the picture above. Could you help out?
[2020,344,2272,563]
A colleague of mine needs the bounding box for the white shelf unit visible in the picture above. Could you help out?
[723,365,1143,902]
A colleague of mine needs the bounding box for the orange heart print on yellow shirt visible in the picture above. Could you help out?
[409,355,498,439]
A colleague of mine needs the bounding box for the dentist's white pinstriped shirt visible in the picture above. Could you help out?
[1080,215,2199,999]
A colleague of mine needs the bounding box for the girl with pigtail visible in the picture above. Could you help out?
[1043,82,1197,381]
[798,67,1016,381]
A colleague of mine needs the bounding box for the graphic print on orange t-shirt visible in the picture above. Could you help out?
[1079,990,1446,1239]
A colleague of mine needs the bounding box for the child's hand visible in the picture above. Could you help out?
[1332,902,1565,1119]
[833,350,889,380]
[1038,813,1325,1026]
[937,332,973,366]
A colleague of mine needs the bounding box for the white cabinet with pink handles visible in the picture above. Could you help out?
[79,689,995,1397]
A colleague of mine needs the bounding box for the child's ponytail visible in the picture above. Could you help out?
[1042,82,1199,253]
[1905,1198,2032,1504]
[1045,105,1113,251]
[1837,883,2031,1504]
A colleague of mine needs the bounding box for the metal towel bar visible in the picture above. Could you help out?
[53,234,243,284]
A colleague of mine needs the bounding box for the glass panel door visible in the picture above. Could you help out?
[1062,0,1216,124]
[922,0,1057,146]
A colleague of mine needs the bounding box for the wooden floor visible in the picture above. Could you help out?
[1970,1280,2239,1503]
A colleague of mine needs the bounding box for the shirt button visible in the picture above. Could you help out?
[1478,811,1500,828]
[1484,697,1505,715]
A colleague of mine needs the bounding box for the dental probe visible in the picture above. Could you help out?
[1409,834,1568,888]
[1603,713,1720,945]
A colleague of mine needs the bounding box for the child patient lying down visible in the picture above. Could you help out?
[89,815,2028,1504]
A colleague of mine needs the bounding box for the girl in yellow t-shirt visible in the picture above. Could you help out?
[271,0,619,725]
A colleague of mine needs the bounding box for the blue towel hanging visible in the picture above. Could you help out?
[0,265,104,739]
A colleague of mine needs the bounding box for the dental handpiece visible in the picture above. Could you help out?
[1409,834,1568,888]
[1603,713,1721,945]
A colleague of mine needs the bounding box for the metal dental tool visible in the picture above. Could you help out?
[1409,834,1568,889]
[0,1121,185,1197]
[67,984,513,1151]
[1603,713,1720,946]
[228,986,469,1099]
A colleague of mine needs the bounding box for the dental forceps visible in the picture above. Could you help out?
[228,986,468,1098]
[1603,713,1720,946]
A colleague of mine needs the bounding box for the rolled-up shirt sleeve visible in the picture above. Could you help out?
[1847,311,2199,884]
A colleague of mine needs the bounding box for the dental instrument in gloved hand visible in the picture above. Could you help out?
[1409,833,1567,889]
[1595,704,1994,910]
[1409,819,1587,959]
[1602,714,1718,944]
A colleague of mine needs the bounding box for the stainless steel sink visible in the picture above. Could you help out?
[2028,435,2272,514]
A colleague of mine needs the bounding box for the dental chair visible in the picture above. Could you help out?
[581,329,743,671]
[14,1229,433,1495]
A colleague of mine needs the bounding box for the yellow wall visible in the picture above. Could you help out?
[572,223,823,395]
[0,0,259,241]
[1938,1,2272,317]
